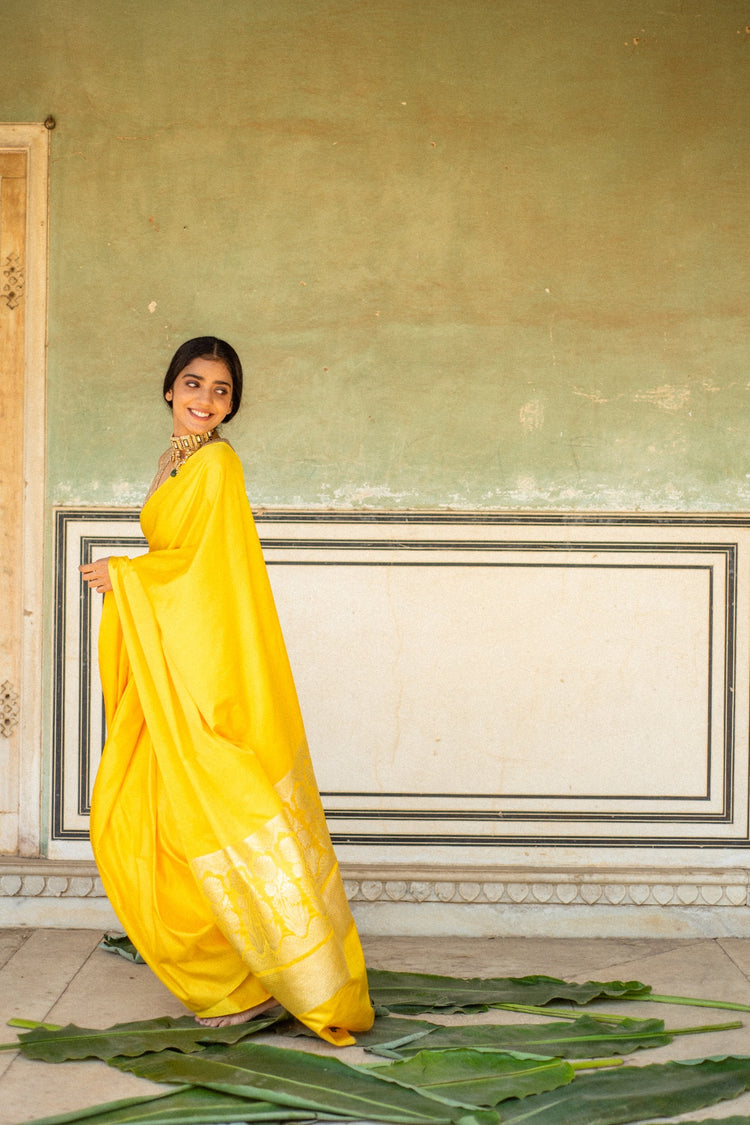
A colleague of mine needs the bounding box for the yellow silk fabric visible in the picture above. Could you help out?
[90,441,373,1045]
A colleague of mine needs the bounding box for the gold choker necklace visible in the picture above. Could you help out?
[169,428,219,475]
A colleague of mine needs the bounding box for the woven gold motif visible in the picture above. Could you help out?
[190,742,348,976]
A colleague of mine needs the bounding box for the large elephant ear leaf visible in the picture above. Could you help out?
[499,1056,750,1125]
[369,1047,576,1107]
[112,1041,500,1125]
[366,969,651,1013]
[14,1012,285,1062]
[368,1014,712,1060]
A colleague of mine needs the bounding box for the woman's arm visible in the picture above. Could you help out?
[79,557,113,593]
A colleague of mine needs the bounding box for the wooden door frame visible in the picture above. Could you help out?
[1,124,48,855]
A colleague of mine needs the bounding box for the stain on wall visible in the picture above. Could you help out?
[1,0,748,509]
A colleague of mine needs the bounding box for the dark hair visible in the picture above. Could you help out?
[163,336,243,423]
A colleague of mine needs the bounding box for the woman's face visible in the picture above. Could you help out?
[165,356,234,437]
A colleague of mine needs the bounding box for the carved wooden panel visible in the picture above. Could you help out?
[0,126,48,857]
[0,150,27,851]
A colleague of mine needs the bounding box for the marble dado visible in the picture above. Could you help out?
[32,509,750,936]
[53,510,750,856]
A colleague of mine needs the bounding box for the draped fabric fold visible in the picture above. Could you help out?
[90,441,373,1045]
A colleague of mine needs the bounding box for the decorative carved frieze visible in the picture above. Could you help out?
[1,862,747,909]
[0,862,105,899]
[1,250,24,310]
[0,680,19,738]
[342,875,749,909]
[0,873,105,898]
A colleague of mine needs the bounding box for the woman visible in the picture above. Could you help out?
[79,337,374,1045]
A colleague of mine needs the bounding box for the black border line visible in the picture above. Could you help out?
[51,509,68,840]
[51,513,148,840]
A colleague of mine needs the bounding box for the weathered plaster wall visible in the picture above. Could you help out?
[1,0,749,510]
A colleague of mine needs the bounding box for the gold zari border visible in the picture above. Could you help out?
[190,743,355,1011]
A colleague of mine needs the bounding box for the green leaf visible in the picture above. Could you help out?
[98,934,145,964]
[639,1119,750,1124]
[369,1014,718,1060]
[352,1015,438,1055]
[368,1048,575,1107]
[15,1013,285,1062]
[499,1056,750,1124]
[15,1086,334,1125]
[111,1040,499,1125]
[366,969,651,1013]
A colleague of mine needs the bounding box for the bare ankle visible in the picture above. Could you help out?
[195,997,277,1028]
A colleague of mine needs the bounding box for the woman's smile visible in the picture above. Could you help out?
[166,356,233,436]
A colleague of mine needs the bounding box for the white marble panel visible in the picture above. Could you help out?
[270,556,715,801]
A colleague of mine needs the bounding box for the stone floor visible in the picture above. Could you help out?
[3,929,750,1124]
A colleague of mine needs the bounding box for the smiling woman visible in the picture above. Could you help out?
[166,357,234,435]
[77,336,374,1045]
[163,336,241,433]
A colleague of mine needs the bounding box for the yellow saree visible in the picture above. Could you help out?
[90,441,373,1045]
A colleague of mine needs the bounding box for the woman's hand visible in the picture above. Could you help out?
[79,558,113,593]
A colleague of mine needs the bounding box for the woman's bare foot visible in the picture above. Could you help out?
[195,997,278,1028]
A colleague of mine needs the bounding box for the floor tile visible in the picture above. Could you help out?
[361,934,698,979]
[47,943,185,1026]
[600,939,750,1009]
[0,931,104,1025]
[0,930,105,1086]
[0,932,28,972]
[719,937,750,981]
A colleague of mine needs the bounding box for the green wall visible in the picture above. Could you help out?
[2,0,749,509]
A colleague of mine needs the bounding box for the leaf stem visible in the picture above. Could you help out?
[7,1019,62,1031]
[647,994,750,1013]
[669,1021,743,1036]
[492,1004,633,1023]
[570,1057,624,1070]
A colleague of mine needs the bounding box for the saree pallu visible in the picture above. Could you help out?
[90,441,373,1045]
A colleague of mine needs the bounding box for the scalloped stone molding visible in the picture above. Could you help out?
[0,861,105,900]
[1,861,748,910]
[342,872,750,909]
